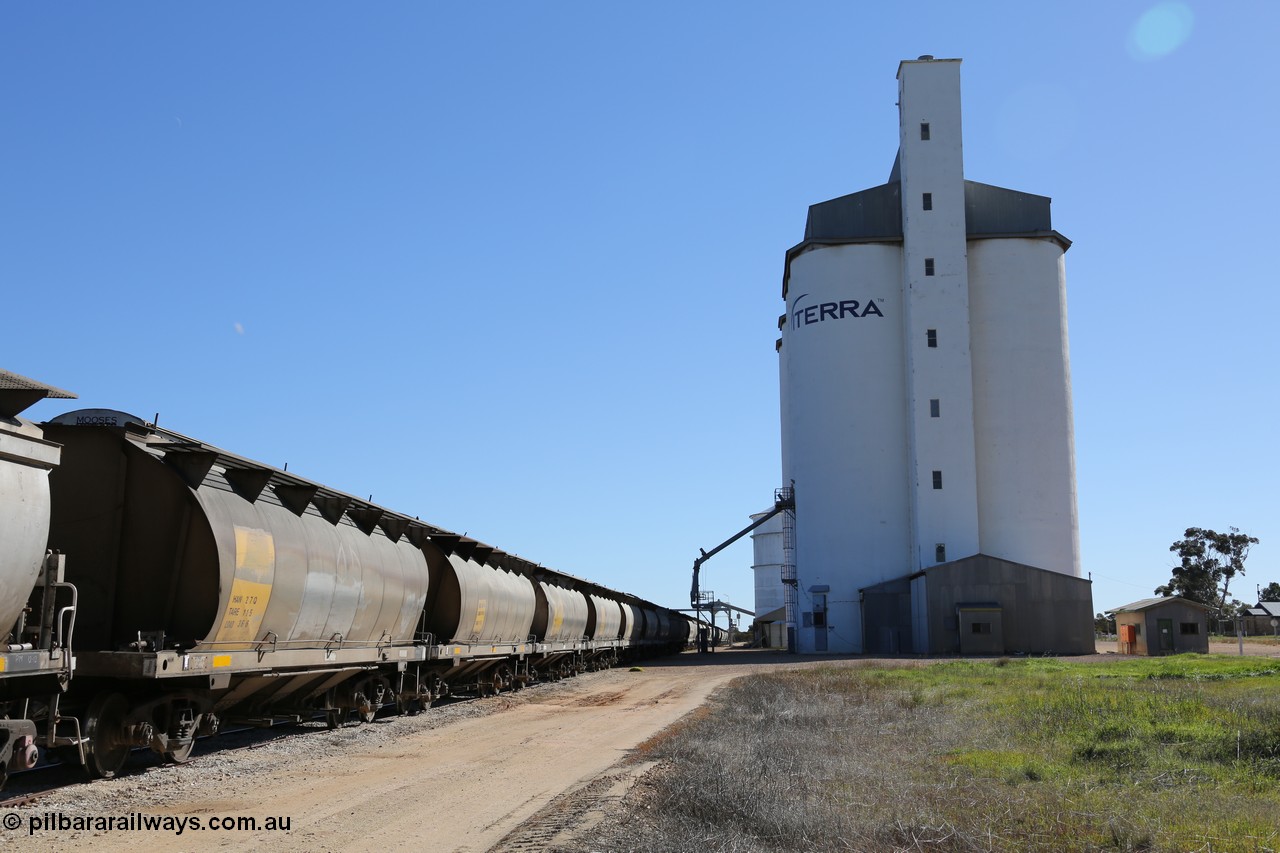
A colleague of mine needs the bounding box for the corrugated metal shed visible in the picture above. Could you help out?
[1244,602,1280,635]
[858,554,1094,655]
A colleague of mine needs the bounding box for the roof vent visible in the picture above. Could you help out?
[918,54,934,61]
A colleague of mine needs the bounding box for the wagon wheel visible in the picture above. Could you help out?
[84,692,131,779]
[163,718,198,764]
[325,708,343,730]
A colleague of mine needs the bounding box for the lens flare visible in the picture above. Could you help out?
[1129,2,1194,60]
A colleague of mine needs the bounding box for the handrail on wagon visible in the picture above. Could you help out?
[54,584,77,653]
[190,635,410,652]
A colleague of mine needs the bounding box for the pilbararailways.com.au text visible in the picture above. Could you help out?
[5,811,291,836]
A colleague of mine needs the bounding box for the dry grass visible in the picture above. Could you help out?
[576,658,1280,852]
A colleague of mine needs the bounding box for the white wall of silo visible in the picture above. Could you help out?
[781,242,909,653]
[750,511,785,618]
[968,238,1080,576]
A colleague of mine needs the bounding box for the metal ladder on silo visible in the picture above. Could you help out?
[777,485,798,654]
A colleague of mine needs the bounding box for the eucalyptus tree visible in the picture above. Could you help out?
[1155,527,1259,616]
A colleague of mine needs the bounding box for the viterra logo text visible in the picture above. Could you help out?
[790,294,885,330]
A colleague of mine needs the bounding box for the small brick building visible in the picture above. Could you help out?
[1109,596,1213,655]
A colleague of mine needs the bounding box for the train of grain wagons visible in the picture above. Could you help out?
[0,370,723,785]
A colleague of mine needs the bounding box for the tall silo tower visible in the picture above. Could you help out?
[776,57,1085,655]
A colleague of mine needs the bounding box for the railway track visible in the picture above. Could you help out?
[0,712,371,808]
[0,684,543,809]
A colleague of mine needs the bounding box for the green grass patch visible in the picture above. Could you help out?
[585,656,1280,852]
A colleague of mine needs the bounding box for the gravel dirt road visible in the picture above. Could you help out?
[10,649,797,852]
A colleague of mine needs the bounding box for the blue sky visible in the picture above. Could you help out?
[4,2,1277,624]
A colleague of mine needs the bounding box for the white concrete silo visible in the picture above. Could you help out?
[776,57,1080,654]
[750,510,785,620]
[780,244,910,653]
[968,239,1079,575]
[750,510,787,648]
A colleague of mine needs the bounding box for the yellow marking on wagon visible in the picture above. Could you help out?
[212,655,232,668]
[213,527,276,646]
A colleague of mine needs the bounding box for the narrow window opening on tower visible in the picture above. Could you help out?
[920,122,930,140]
[930,399,940,418]
[922,192,933,210]
[925,258,935,276]
[926,329,937,348]
[935,544,946,563]
[932,470,943,489]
